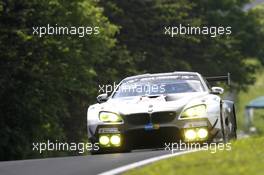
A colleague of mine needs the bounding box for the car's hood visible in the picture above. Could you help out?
[93,92,209,115]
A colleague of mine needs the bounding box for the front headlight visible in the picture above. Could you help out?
[181,105,206,118]
[99,112,123,123]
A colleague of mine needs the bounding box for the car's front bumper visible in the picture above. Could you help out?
[88,117,220,150]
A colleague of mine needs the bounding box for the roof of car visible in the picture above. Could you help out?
[123,71,201,81]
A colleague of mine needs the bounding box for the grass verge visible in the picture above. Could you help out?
[124,136,264,175]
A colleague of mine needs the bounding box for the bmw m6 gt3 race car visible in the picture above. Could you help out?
[87,72,237,153]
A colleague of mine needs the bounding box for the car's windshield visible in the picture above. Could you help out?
[112,75,205,98]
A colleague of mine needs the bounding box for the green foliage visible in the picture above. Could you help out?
[236,68,264,133]
[100,0,264,90]
[0,0,130,160]
[248,4,264,65]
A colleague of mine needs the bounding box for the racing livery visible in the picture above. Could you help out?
[87,72,237,153]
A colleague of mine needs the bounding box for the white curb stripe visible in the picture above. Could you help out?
[98,150,198,175]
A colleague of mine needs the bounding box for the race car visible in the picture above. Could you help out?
[87,71,237,153]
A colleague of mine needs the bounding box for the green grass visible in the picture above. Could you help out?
[124,136,264,175]
[236,69,264,133]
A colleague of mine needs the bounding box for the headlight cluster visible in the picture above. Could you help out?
[184,128,208,141]
[99,112,123,123]
[99,134,121,147]
[181,105,206,118]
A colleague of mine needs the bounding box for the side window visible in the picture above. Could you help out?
[204,78,211,90]
[200,76,211,92]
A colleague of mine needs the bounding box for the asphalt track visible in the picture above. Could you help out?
[0,149,179,175]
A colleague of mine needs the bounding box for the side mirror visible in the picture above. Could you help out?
[211,87,224,95]
[97,93,108,103]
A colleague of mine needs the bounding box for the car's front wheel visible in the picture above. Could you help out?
[221,106,237,142]
[227,106,237,140]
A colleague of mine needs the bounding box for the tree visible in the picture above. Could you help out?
[0,0,130,160]
[99,0,264,90]
[248,4,264,65]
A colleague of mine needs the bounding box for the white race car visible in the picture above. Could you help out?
[87,72,237,153]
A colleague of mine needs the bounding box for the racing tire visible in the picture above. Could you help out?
[229,106,237,140]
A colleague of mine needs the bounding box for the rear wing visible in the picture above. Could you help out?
[205,73,231,86]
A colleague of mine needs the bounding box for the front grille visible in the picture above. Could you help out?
[124,113,150,125]
[124,111,176,125]
[152,111,176,124]
[124,127,181,149]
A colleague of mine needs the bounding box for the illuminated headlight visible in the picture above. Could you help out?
[181,105,206,118]
[197,128,208,139]
[99,134,121,147]
[110,135,121,146]
[184,129,196,141]
[99,112,123,123]
[99,135,110,145]
[184,128,209,141]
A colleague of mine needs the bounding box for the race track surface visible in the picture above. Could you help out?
[0,149,177,175]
